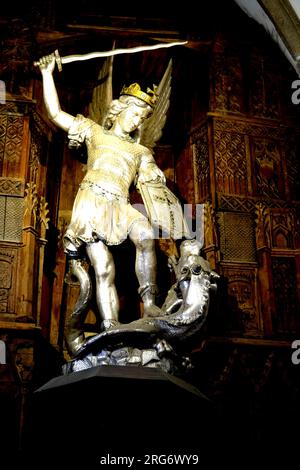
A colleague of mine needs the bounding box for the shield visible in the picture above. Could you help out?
[137,181,191,240]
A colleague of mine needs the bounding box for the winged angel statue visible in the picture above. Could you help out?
[38,50,218,373]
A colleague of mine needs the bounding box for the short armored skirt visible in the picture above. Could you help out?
[64,185,147,248]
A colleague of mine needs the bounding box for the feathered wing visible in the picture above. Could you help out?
[139,59,172,151]
[88,53,114,126]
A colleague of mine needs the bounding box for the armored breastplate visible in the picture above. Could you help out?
[84,130,142,197]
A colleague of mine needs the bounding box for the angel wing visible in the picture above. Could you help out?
[139,59,172,151]
[88,53,114,126]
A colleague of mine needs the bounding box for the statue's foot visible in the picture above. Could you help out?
[143,304,162,318]
[101,319,120,331]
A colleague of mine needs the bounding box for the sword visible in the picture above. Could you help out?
[34,40,187,72]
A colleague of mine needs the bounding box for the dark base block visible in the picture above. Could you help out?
[27,365,222,467]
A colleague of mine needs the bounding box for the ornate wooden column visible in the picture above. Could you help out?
[176,33,300,338]
[0,17,64,451]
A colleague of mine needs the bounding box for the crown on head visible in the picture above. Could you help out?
[120,83,158,108]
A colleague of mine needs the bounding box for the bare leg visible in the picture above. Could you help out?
[86,241,119,328]
[129,220,161,317]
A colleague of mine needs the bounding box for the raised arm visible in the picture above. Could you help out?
[38,54,74,132]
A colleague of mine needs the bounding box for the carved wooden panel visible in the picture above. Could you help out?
[0,197,4,240]
[270,209,295,249]
[252,138,284,198]
[0,256,12,313]
[249,52,281,119]
[0,116,5,164]
[210,38,244,114]
[212,118,292,200]
[218,212,256,263]
[28,125,50,194]
[0,102,31,115]
[255,203,271,250]
[221,265,262,334]
[28,128,42,188]
[214,129,248,195]
[0,248,18,314]
[0,196,23,242]
[255,206,298,251]
[0,115,25,178]
[0,18,34,98]
[285,134,300,201]
[271,257,300,333]
[0,177,24,197]
[219,194,257,213]
[191,124,209,202]
[214,118,285,140]
[218,194,296,213]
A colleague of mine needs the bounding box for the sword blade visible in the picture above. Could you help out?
[61,41,187,65]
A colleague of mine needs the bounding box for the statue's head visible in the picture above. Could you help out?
[120,82,158,108]
[103,84,158,142]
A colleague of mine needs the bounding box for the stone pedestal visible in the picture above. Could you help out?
[28,366,220,466]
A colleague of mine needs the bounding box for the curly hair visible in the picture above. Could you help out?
[103,95,152,142]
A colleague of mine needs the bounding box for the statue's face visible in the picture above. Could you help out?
[117,103,151,133]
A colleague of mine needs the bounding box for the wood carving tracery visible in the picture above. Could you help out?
[214,130,248,195]
[0,18,34,98]
[0,115,24,178]
[218,212,256,263]
[23,183,50,238]
[284,134,300,201]
[29,125,49,186]
[0,250,14,313]
[271,210,294,249]
[249,55,281,119]
[38,196,50,239]
[255,205,296,251]
[214,118,285,140]
[211,37,244,114]
[255,203,271,250]
[0,178,24,197]
[219,194,296,212]
[253,139,282,198]
[204,201,218,248]
[221,266,261,334]
[192,125,209,202]
[23,182,38,229]
[272,257,299,332]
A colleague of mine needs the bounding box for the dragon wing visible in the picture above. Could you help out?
[139,59,172,151]
[88,53,114,126]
